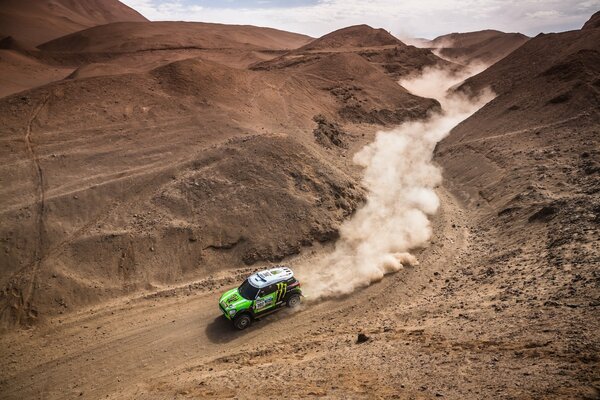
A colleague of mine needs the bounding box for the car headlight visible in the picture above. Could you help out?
[228,309,236,316]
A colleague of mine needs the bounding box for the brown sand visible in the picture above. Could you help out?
[0,7,598,400]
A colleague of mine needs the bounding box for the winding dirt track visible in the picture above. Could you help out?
[0,187,467,399]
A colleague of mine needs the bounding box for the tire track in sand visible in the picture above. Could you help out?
[20,95,50,324]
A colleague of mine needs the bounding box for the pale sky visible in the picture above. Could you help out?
[121,0,599,39]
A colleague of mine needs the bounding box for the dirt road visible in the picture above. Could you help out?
[0,187,471,399]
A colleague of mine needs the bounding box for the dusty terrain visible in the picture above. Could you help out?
[0,188,477,399]
[0,2,599,399]
[0,19,314,98]
[252,25,457,79]
[0,21,440,327]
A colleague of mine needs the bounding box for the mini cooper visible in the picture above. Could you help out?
[218,266,302,330]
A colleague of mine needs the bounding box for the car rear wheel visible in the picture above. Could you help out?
[286,294,301,308]
[233,314,252,330]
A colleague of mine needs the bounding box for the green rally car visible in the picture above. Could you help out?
[219,266,302,330]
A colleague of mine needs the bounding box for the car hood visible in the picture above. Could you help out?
[219,288,250,308]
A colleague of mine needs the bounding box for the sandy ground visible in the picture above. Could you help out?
[0,188,471,399]
[2,183,597,399]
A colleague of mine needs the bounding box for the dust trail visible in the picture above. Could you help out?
[298,65,494,299]
[402,63,489,101]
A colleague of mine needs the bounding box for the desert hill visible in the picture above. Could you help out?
[0,46,74,97]
[582,10,600,29]
[298,24,402,51]
[0,20,314,98]
[0,0,147,47]
[0,36,35,52]
[38,21,313,53]
[431,29,520,49]
[252,24,457,79]
[431,29,529,65]
[434,21,600,398]
[457,26,600,96]
[0,47,437,326]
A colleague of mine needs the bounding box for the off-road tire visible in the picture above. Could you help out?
[233,314,252,330]
[286,294,301,308]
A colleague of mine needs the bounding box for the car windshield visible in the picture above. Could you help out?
[238,279,259,300]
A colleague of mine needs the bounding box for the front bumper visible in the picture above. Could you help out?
[219,303,232,320]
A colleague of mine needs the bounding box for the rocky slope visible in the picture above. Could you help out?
[582,10,600,30]
[456,26,600,96]
[252,24,457,79]
[434,19,600,399]
[0,38,437,326]
[0,19,314,98]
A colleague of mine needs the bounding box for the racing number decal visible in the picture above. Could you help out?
[276,283,287,302]
[255,283,288,313]
[255,298,269,309]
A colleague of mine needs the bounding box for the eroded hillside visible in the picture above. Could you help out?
[0,26,441,327]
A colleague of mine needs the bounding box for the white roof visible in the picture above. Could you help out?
[248,266,294,288]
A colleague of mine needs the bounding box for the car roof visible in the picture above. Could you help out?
[248,266,294,288]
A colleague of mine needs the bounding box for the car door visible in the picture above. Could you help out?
[253,284,277,314]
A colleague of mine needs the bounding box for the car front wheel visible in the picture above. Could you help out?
[233,314,252,330]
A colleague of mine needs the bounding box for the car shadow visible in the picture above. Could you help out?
[205,308,297,343]
[205,315,240,343]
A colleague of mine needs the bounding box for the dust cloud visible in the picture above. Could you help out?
[401,63,489,101]
[299,65,494,299]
